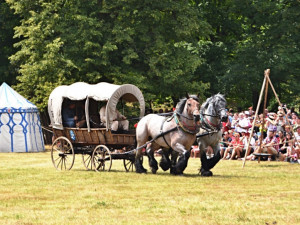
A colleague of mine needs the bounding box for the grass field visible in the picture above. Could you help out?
[0,147,300,225]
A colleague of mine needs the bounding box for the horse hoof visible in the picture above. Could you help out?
[201,170,213,176]
[135,167,147,174]
[151,168,157,174]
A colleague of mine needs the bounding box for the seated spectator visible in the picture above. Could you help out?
[293,126,300,161]
[100,105,129,132]
[232,131,255,159]
[220,131,232,157]
[222,132,242,160]
[249,128,279,161]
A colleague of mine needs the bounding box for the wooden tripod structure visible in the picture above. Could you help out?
[242,69,300,168]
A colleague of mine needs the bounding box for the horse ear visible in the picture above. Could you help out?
[185,92,190,99]
[197,93,200,100]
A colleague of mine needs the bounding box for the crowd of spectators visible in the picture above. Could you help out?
[219,105,300,163]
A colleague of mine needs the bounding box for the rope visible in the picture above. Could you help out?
[42,126,53,134]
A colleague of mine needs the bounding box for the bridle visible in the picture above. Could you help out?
[200,98,226,131]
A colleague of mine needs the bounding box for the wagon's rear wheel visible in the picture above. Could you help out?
[124,155,143,172]
[82,152,93,170]
[51,137,75,170]
[92,145,112,172]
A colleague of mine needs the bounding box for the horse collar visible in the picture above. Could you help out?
[174,113,199,134]
[205,115,219,128]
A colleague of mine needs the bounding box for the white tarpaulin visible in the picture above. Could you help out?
[0,82,45,152]
[48,82,145,130]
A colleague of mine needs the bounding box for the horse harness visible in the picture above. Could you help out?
[158,112,200,148]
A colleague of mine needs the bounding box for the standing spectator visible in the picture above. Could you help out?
[236,113,251,134]
[277,111,288,133]
[265,113,277,133]
[231,113,239,131]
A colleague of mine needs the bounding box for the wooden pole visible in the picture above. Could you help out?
[257,69,270,163]
[242,70,268,168]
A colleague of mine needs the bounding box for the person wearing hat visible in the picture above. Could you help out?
[266,112,278,133]
[276,111,287,132]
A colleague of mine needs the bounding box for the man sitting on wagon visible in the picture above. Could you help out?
[99,105,129,133]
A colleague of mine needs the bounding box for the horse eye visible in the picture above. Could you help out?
[188,103,191,107]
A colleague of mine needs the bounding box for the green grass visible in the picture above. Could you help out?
[0,148,299,225]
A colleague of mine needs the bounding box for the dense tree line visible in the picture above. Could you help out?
[1,0,299,111]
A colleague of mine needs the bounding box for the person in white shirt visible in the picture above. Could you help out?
[100,105,129,132]
[236,113,251,134]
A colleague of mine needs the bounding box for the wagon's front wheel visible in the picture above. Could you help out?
[51,137,75,170]
[92,145,112,172]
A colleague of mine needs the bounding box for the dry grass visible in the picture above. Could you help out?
[0,147,299,225]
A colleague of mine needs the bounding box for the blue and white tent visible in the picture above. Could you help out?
[0,82,44,152]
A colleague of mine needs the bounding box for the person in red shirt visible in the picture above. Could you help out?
[222,132,243,160]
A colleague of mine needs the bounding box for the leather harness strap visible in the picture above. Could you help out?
[160,118,173,149]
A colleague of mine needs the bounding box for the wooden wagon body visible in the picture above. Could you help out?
[48,82,145,172]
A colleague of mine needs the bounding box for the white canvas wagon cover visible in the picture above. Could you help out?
[48,82,145,130]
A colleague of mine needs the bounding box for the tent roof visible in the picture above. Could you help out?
[0,82,38,113]
[48,82,145,129]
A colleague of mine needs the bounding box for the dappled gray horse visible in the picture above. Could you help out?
[197,94,227,176]
[135,94,200,174]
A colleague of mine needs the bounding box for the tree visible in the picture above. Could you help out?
[195,0,300,109]
[7,0,212,110]
[0,1,19,85]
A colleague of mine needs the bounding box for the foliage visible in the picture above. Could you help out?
[0,1,19,85]
[197,0,300,110]
[6,0,211,110]
[1,0,299,111]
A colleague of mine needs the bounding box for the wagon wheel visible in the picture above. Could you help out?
[123,155,143,172]
[92,145,112,172]
[51,137,75,170]
[82,152,93,170]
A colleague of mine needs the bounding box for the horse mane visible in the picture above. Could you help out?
[175,95,199,114]
[176,98,187,114]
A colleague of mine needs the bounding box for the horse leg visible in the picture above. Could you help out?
[200,150,221,177]
[170,150,178,175]
[171,143,190,175]
[146,145,158,174]
[134,145,147,174]
[159,148,172,171]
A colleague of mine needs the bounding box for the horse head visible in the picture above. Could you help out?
[214,94,227,122]
[185,93,200,123]
[201,94,227,128]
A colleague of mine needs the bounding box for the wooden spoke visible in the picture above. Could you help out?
[82,153,93,170]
